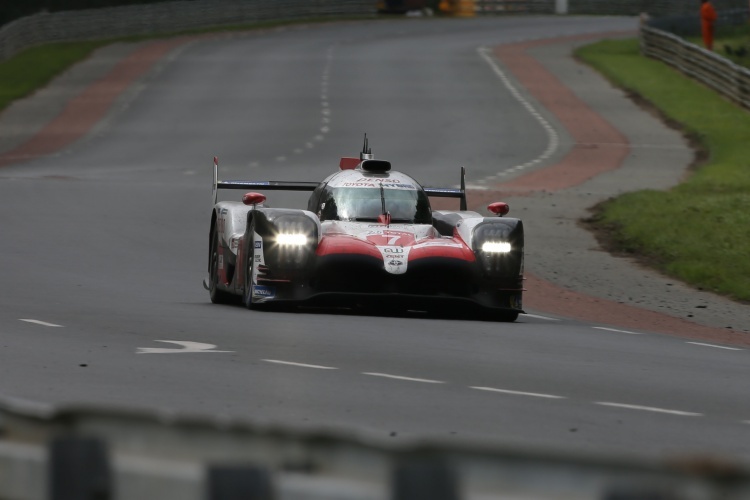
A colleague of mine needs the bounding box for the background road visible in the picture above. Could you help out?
[2,16,749,461]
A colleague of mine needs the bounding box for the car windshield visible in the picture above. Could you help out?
[319,187,431,223]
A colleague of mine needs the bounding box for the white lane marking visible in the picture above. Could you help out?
[19,319,63,327]
[471,386,565,399]
[363,372,445,384]
[687,342,743,351]
[477,47,560,180]
[263,359,338,370]
[596,402,702,417]
[137,341,233,354]
[593,327,645,335]
[522,313,559,321]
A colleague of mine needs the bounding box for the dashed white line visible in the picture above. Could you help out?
[19,319,63,327]
[686,342,743,351]
[471,386,565,399]
[593,327,645,335]
[363,372,444,384]
[262,359,338,370]
[596,402,702,417]
[477,46,560,180]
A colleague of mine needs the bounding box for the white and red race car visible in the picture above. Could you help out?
[205,139,524,321]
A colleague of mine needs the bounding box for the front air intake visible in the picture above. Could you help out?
[360,160,391,172]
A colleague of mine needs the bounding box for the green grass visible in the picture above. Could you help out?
[0,41,110,112]
[688,24,750,68]
[576,38,750,302]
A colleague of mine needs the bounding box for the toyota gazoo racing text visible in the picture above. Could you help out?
[204,139,525,321]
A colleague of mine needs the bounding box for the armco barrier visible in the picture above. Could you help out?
[2,398,750,499]
[641,10,750,112]
[0,0,374,62]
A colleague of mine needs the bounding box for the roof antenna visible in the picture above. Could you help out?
[360,133,373,160]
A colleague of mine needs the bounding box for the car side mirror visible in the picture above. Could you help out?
[487,202,510,216]
[242,192,267,206]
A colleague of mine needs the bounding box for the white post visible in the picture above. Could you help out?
[555,0,568,15]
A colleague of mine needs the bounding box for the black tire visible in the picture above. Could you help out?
[495,310,519,322]
[209,225,234,304]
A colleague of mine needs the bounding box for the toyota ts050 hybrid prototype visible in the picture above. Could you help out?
[204,139,525,321]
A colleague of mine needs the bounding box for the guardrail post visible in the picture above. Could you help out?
[48,436,111,500]
[392,458,459,500]
[206,465,275,500]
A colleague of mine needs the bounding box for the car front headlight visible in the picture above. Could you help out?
[276,233,308,246]
[481,241,511,253]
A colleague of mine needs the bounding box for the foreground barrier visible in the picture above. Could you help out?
[1,398,750,499]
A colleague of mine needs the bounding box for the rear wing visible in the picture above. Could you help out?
[213,157,468,210]
[212,157,317,204]
[423,166,468,211]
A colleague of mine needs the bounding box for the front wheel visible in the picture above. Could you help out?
[494,310,519,322]
[482,309,519,322]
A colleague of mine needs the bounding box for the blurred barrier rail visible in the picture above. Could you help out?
[0,0,374,62]
[641,10,750,112]
[2,398,750,499]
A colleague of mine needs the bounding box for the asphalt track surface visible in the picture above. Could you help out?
[2,16,750,461]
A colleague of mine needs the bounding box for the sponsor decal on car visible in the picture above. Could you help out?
[413,241,465,249]
[377,245,411,275]
[252,285,276,299]
[254,241,262,249]
[326,171,419,190]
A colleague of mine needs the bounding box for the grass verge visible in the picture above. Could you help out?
[688,24,750,68]
[0,41,110,112]
[576,38,750,302]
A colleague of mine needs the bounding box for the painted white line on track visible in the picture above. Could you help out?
[263,359,338,370]
[471,386,565,399]
[19,319,63,327]
[686,342,743,351]
[363,372,444,384]
[138,341,233,354]
[522,313,559,321]
[596,402,702,417]
[593,327,644,335]
[477,47,560,181]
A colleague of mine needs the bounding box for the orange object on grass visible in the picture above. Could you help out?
[701,0,718,50]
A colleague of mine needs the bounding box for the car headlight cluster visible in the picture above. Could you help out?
[481,241,512,253]
[276,233,308,246]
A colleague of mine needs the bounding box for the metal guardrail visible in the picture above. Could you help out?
[641,17,750,112]
[0,0,375,62]
[2,397,750,499]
